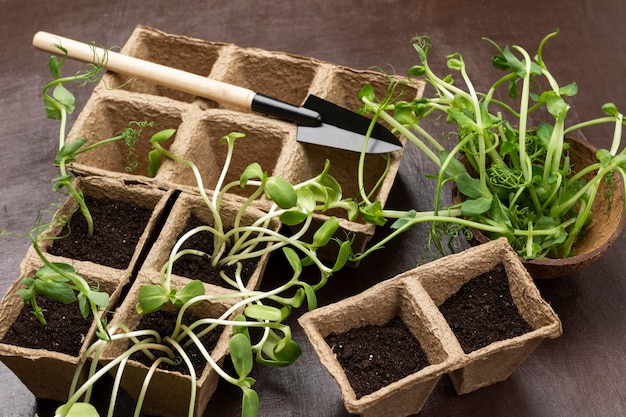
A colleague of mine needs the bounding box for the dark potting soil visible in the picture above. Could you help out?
[171,214,258,286]
[48,196,153,269]
[1,295,93,356]
[326,316,430,399]
[438,263,534,353]
[130,308,222,376]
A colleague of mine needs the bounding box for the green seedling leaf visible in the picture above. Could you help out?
[358,84,376,102]
[332,240,352,273]
[265,176,297,209]
[596,149,613,166]
[559,82,578,97]
[393,101,419,125]
[240,162,265,187]
[455,172,484,199]
[295,188,316,213]
[77,292,89,318]
[391,209,417,230]
[44,95,62,120]
[316,164,343,202]
[48,55,62,79]
[279,210,308,226]
[282,247,303,276]
[439,150,466,177]
[244,304,283,322]
[312,217,339,248]
[297,282,318,310]
[273,338,302,363]
[602,102,620,118]
[56,138,88,163]
[447,108,476,130]
[136,284,169,314]
[173,280,205,306]
[147,149,163,178]
[241,386,260,417]
[87,290,110,308]
[446,53,463,71]
[36,262,76,278]
[407,65,426,77]
[230,332,253,379]
[232,314,250,337]
[56,402,100,417]
[34,278,76,305]
[546,94,569,119]
[461,196,493,216]
[502,46,526,77]
[411,35,431,61]
[16,288,33,302]
[52,84,76,114]
[150,128,177,143]
[488,195,511,228]
[361,201,387,226]
[220,131,246,146]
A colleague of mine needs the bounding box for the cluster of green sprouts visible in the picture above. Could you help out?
[356,30,626,260]
[24,43,362,417]
[54,129,356,417]
[17,45,148,341]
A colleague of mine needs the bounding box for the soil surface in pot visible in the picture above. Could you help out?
[325,316,430,398]
[172,214,258,287]
[130,308,222,376]
[48,196,153,269]
[1,295,93,356]
[438,263,533,353]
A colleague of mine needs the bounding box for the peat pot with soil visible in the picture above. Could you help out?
[299,238,562,417]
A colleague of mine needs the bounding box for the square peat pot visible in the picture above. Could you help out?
[0,266,125,402]
[298,277,462,417]
[99,273,234,417]
[67,93,186,181]
[140,191,279,293]
[412,237,563,394]
[64,25,425,264]
[21,175,173,285]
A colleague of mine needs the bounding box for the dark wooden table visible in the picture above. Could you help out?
[1,1,625,416]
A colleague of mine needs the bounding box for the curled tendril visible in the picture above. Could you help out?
[120,120,155,172]
[488,161,524,188]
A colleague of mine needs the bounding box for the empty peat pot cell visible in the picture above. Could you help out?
[218,48,319,108]
[158,110,292,200]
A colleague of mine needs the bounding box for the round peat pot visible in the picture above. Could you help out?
[464,136,625,279]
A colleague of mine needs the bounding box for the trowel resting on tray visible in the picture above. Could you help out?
[33,31,403,154]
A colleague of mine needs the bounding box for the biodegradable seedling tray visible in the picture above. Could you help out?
[66,25,424,257]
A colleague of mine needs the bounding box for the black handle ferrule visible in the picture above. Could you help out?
[251,94,322,127]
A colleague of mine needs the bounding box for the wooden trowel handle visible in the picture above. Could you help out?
[32,31,256,110]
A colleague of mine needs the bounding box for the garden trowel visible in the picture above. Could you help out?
[33,31,403,154]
